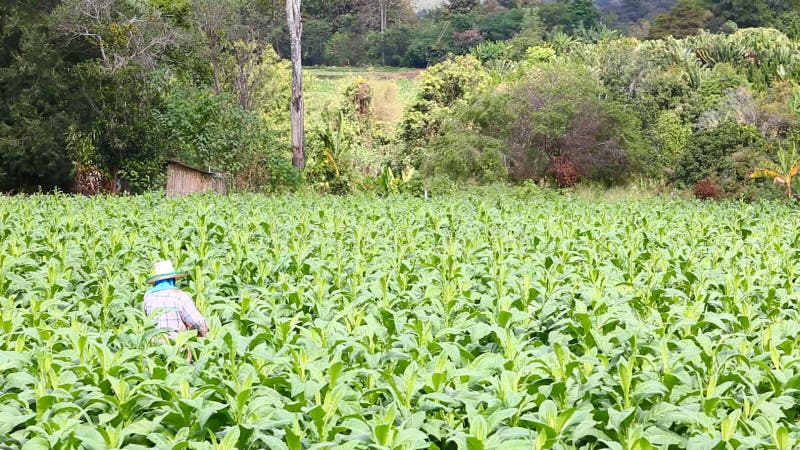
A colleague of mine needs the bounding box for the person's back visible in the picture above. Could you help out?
[143,260,208,339]
[143,288,206,337]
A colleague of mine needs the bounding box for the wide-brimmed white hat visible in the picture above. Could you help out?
[146,260,186,284]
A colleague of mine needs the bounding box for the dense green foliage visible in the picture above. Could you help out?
[0,0,295,193]
[395,29,800,196]
[2,0,800,196]
[282,0,800,68]
[0,1,92,192]
[4,192,800,448]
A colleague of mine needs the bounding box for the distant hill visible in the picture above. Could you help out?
[412,0,447,12]
[596,0,678,24]
[411,0,678,22]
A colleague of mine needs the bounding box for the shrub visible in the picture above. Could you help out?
[304,117,359,195]
[470,41,516,64]
[645,110,692,179]
[236,148,301,193]
[676,121,763,187]
[158,83,250,174]
[694,177,720,199]
[549,156,580,187]
[635,67,695,126]
[523,46,556,64]
[416,54,487,107]
[424,174,461,196]
[401,55,489,160]
[421,122,507,183]
[506,64,642,185]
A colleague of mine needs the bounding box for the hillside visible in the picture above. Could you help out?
[411,0,447,11]
[411,0,679,22]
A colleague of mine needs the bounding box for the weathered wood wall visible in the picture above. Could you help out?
[166,164,213,197]
[211,175,227,195]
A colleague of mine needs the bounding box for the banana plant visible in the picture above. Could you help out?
[749,143,800,198]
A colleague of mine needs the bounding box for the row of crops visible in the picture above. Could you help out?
[2,191,800,449]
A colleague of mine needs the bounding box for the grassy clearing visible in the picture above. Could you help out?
[305,67,420,125]
[306,66,422,77]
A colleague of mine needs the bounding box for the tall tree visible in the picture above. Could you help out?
[287,0,305,168]
[0,0,79,192]
[570,0,601,29]
[649,0,711,39]
[53,0,174,190]
[447,0,479,14]
[355,0,414,65]
[55,0,177,73]
[191,0,233,94]
[702,0,774,29]
[378,0,389,65]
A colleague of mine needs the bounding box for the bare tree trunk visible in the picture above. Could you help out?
[231,41,261,110]
[287,0,305,169]
[379,0,387,65]
[191,0,231,96]
[209,37,222,95]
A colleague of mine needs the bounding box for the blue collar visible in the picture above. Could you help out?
[147,279,178,293]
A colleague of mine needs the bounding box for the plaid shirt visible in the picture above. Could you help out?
[143,289,206,337]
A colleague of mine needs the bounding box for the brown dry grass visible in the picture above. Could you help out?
[372,80,404,123]
[306,67,420,125]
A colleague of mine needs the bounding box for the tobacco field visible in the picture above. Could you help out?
[2,191,800,449]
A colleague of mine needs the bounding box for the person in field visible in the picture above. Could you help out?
[143,260,208,339]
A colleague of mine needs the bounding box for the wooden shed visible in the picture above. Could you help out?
[166,160,227,197]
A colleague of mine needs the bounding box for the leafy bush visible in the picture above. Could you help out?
[693,177,720,199]
[423,174,461,195]
[401,55,489,158]
[421,122,508,183]
[645,110,692,178]
[635,66,695,126]
[416,54,487,107]
[470,41,516,64]
[375,165,421,196]
[676,121,763,189]
[549,155,580,187]
[158,83,251,174]
[235,137,301,194]
[305,117,360,195]
[523,46,556,64]
[506,64,643,185]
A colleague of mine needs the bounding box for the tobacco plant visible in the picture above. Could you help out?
[1,192,800,449]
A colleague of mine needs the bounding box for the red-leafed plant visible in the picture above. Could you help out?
[694,177,720,199]
[549,156,579,187]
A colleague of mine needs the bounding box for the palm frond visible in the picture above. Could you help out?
[789,161,800,178]
[749,168,781,179]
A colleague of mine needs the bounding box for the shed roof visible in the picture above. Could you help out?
[167,159,219,175]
